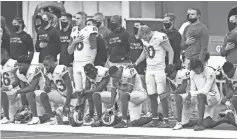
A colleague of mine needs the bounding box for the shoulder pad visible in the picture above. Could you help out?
[178,69,190,80]
[123,67,137,78]
[97,66,109,77]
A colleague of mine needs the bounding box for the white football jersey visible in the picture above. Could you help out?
[16,65,45,90]
[1,59,17,87]
[44,65,73,96]
[142,31,168,71]
[70,26,98,62]
[190,67,219,93]
[223,65,237,91]
[87,66,112,89]
[168,69,190,88]
[120,67,145,92]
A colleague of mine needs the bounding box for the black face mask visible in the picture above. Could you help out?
[163,23,172,29]
[133,27,139,34]
[228,22,236,31]
[110,23,118,31]
[61,21,69,29]
[96,21,102,28]
[41,20,49,28]
[12,25,20,32]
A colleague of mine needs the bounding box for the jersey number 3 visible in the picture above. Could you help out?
[56,80,66,92]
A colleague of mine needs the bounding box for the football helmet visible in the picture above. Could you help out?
[83,114,95,126]
[68,106,84,127]
[14,107,33,124]
[101,108,117,126]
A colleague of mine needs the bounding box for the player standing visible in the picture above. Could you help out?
[128,25,174,127]
[67,11,98,112]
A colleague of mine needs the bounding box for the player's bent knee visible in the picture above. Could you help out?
[120,93,130,102]
[26,92,35,101]
[174,94,183,102]
[197,94,206,100]
[93,92,101,100]
[40,93,49,100]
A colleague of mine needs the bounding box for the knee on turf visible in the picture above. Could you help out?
[120,93,130,102]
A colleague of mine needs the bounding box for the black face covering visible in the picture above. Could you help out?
[96,21,102,28]
[163,23,172,29]
[61,21,69,29]
[41,20,49,28]
[133,27,139,34]
[12,25,20,32]
[110,23,118,31]
[228,22,236,31]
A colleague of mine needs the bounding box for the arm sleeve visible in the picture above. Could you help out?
[25,34,34,52]
[52,29,61,56]
[220,36,229,57]
[35,34,41,52]
[199,27,209,61]
[172,32,182,62]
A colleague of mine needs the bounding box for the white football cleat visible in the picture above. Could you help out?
[43,117,58,125]
[0,117,10,124]
[27,117,41,125]
[173,122,183,130]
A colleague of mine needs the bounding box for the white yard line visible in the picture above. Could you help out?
[0,124,237,139]
[2,134,68,139]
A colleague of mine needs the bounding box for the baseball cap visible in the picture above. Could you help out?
[110,15,121,25]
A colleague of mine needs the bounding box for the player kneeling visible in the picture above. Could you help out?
[13,55,46,125]
[165,61,191,130]
[109,66,152,128]
[1,48,22,124]
[81,64,116,127]
[186,59,236,131]
[41,55,77,125]
[221,62,237,128]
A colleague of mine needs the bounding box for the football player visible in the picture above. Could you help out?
[165,61,191,130]
[109,66,152,128]
[81,64,112,127]
[128,25,174,127]
[187,59,236,131]
[14,55,46,125]
[67,11,98,110]
[41,55,77,125]
[1,48,21,123]
[222,62,237,128]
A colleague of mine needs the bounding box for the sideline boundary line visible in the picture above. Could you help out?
[1,124,237,139]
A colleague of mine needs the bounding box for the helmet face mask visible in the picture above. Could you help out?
[68,107,84,127]
[101,108,117,126]
[14,107,33,124]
